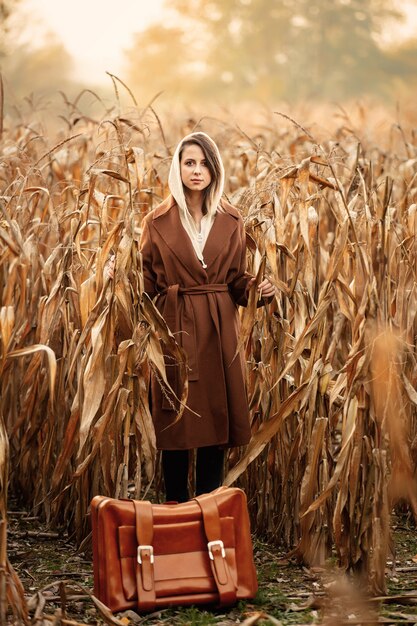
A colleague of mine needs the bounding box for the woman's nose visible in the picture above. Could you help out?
[193,162,202,173]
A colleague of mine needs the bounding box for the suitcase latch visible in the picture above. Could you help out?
[207,540,226,560]
[137,545,154,564]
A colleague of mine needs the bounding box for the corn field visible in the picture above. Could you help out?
[1,91,417,622]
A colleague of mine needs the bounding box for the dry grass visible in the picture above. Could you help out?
[1,94,417,622]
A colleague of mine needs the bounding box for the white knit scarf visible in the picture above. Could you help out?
[168,132,225,269]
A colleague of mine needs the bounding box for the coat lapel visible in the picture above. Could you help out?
[152,196,240,276]
[203,208,239,269]
[152,198,208,281]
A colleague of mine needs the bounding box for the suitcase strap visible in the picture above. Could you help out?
[133,495,237,610]
[133,500,156,612]
[195,493,237,607]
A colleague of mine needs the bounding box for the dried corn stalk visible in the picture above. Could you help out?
[0,101,416,622]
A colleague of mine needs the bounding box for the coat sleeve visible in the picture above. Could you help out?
[139,217,158,299]
[228,218,253,306]
[228,217,273,308]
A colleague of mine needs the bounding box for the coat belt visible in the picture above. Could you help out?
[160,284,229,383]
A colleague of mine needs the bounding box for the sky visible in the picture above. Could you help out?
[21,0,417,86]
[23,0,167,84]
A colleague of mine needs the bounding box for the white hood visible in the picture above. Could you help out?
[168,132,225,267]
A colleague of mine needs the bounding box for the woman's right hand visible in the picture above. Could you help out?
[104,254,115,280]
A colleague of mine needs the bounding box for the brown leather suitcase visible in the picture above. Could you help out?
[91,486,258,612]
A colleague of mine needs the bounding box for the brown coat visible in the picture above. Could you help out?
[140,196,253,450]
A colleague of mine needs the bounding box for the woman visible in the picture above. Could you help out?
[109,132,275,502]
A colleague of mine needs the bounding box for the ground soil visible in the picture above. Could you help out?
[6,507,417,625]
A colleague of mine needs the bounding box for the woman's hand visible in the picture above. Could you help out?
[249,277,276,298]
[104,254,115,280]
[257,278,276,298]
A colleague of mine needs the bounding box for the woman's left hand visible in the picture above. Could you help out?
[249,277,276,298]
[258,278,276,298]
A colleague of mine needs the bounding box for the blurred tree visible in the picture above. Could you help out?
[125,24,197,102]
[0,0,18,27]
[0,0,76,107]
[4,40,74,101]
[0,0,19,58]
[146,0,411,101]
[385,36,417,90]
[167,0,294,100]
[289,0,403,98]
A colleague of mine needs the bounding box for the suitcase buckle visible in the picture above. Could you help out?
[137,545,154,564]
[207,540,225,560]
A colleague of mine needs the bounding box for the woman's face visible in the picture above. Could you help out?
[180,144,212,193]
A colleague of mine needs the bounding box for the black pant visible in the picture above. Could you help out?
[161,446,225,502]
